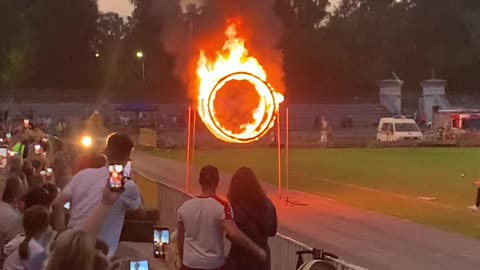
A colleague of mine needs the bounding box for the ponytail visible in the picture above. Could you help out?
[19,234,32,260]
[19,206,50,260]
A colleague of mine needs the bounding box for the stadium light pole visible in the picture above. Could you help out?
[136,51,145,81]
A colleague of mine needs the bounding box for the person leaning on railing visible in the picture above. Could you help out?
[225,167,277,270]
[177,165,266,270]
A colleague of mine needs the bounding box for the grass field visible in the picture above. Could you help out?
[152,147,480,238]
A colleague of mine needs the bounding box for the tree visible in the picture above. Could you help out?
[27,0,98,89]
[126,0,184,101]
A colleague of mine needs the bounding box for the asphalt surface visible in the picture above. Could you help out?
[132,151,480,270]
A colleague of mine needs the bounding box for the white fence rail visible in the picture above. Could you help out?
[138,172,367,270]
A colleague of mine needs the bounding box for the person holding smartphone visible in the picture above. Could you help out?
[51,133,142,256]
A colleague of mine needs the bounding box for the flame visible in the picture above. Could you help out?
[196,22,284,143]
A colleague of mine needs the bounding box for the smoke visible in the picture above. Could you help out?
[161,0,285,99]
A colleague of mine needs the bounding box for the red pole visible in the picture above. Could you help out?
[286,107,289,201]
[276,110,282,200]
[185,106,192,193]
[191,107,197,180]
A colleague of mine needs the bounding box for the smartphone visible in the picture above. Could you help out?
[124,160,132,179]
[129,260,149,270]
[153,227,169,258]
[0,146,7,170]
[64,202,70,210]
[108,164,124,192]
[34,144,42,154]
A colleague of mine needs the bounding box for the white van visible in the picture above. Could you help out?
[377,117,423,142]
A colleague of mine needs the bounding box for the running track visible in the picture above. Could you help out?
[132,151,480,270]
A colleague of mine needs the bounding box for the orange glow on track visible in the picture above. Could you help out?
[196,22,284,143]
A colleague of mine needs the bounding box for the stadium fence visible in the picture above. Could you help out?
[135,171,367,270]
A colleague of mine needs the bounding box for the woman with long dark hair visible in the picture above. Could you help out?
[3,205,50,270]
[226,167,277,270]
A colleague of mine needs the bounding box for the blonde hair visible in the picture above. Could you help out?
[43,230,96,270]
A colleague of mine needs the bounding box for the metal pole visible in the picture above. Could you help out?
[185,106,192,193]
[286,107,289,201]
[276,110,282,200]
[191,106,197,185]
[142,59,145,82]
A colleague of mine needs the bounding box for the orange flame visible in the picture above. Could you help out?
[196,22,284,143]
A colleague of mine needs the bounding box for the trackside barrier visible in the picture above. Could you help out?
[135,171,367,270]
[139,128,157,148]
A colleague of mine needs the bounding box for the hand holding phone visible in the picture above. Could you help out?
[153,227,170,258]
[108,164,124,192]
[0,146,7,170]
[129,260,149,270]
[34,144,42,154]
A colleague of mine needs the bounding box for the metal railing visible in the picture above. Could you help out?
[135,171,367,270]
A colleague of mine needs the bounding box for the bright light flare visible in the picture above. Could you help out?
[81,136,93,148]
[196,22,284,144]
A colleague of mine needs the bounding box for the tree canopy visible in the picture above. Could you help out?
[1,0,480,102]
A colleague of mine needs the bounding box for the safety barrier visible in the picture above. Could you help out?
[135,172,367,270]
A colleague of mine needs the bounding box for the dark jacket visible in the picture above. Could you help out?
[226,198,277,270]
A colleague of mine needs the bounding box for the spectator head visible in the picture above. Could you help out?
[199,165,219,190]
[22,160,34,179]
[92,239,110,270]
[24,183,58,210]
[228,167,266,208]
[93,251,110,270]
[95,239,109,256]
[31,159,42,173]
[44,229,96,270]
[54,139,66,152]
[19,206,50,260]
[6,155,23,173]
[104,133,134,165]
[3,175,23,204]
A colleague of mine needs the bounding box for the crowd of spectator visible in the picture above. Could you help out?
[0,115,282,270]
[0,123,143,270]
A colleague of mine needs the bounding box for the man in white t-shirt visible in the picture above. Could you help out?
[52,133,142,256]
[177,165,266,270]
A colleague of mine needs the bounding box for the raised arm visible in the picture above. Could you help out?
[222,219,266,261]
[177,221,185,262]
[51,192,72,231]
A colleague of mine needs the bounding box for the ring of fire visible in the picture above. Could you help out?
[196,22,284,144]
[204,71,278,143]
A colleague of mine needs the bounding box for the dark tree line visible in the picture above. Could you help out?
[1,0,480,102]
